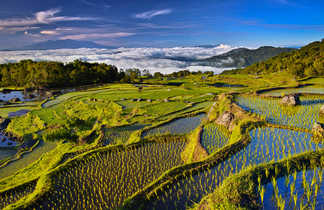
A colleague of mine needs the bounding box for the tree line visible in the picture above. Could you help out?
[0,60,122,88]
[0,59,214,88]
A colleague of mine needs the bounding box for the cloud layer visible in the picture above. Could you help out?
[0,44,236,74]
[0,9,96,27]
[134,9,172,19]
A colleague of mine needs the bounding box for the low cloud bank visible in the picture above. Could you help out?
[0,44,237,74]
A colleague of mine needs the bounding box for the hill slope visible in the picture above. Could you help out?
[198,46,294,68]
[222,39,324,77]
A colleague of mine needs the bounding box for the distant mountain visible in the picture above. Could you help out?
[223,39,324,77]
[7,40,114,50]
[195,44,221,48]
[197,46,294,68]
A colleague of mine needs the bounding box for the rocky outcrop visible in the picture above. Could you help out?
[312,122,324,139]
[216,111,234,128]
[281,94,300,106]
[320,105,324,116]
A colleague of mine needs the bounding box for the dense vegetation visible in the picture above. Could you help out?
[201,46,293,68]
[0,59,216,88]
[0,60,121,88]
[223,39,324,77]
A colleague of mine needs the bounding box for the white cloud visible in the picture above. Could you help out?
[59,32,135,40]
[134,9,172,19]
[40,30,60,35]
[0,9,96,27]
[0,45,241,74]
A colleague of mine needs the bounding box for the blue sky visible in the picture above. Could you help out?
[0,0,323,48]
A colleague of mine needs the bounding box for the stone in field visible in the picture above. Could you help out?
[216,111,234,128]
[312,122,324,138]
[281,94,300,106]
[319,105,324,115]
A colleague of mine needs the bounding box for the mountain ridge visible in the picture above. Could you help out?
[197,46,294,68]
[222,39,324,77]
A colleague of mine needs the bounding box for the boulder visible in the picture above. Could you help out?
[137,98,143,102]
[281,94,300,106]
[216,111,234,127]
[9,97,21,103]
[312,122,324,138]
[147,99,152,102]
[320,105,324,116]
[164,98,169,102]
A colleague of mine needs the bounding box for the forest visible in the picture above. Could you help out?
[222,39,324,77]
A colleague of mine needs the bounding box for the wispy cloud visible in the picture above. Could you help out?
[59,32,135,40]
[134,9,172,19]
[0,9,97,27]
[136,23,195,29]
[40,30,60,35]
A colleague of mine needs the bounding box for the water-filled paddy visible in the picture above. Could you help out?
[29,140,186,209]
[0,180,36,209]
[263,86,324,96]
[200,124,230,154]
[143,113,206,137]
[0,134,17,148]
[0,149,16,161]
[0,91,26,102]
[0,140,56,179]
[104,124,149,145]
[262,168,323,210]
[210,83,245,88]
[235,95,324,129]
[145,128,322,209]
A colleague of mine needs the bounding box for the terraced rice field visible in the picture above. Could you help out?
[0,180,36,209]
[200,124,230,154]
[235,95,324,129]
[29,140,186,209]
[0,141,56,179]
[261,167,323,209]
[104,124,149,145]
[144,128,322,210]
[263,86,324,96]
[0,149,16,161]
[143,114,206,137]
